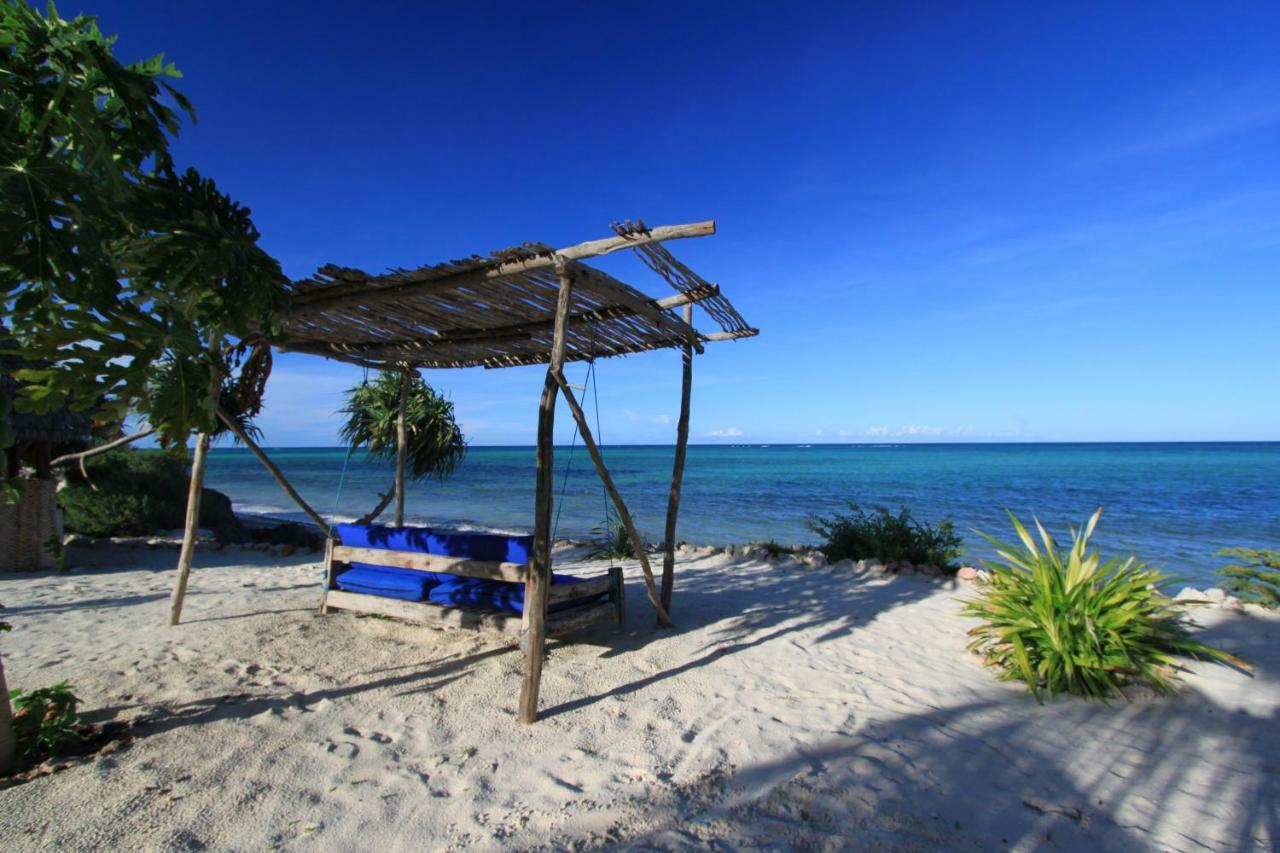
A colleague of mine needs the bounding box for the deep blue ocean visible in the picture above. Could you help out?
[203,443,1280,585]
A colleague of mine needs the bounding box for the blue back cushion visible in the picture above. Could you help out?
[335,523,535,588]
[335,524,533,564]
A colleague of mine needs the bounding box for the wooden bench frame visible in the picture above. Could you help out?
[319,540,624,639]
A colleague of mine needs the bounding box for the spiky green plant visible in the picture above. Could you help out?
[1215,547,1280,609]
[339,372,465,478]
[587,516,639,560]
[339,371,466,521]
[964,509,1247,702]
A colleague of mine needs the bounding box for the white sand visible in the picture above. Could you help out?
[0,544,1275,851]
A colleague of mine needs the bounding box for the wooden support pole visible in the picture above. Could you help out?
[662,303,694,612]
[168,431,210,626]
[551,370,673,628]
[518,258,574,725]
[319,537,336,614]
[215,407,329,535]
[394,367,410,527]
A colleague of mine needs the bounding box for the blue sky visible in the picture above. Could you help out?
[86,1,1280,446]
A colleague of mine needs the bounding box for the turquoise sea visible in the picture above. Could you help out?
[203,442,1280,585]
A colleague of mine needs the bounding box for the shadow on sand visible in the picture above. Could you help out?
[596,605,1277,851]
[540,556,945,719]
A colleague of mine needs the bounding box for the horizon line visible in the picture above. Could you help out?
[207,439,1280,450]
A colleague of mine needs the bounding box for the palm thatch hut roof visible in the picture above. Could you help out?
[1,327,94,445]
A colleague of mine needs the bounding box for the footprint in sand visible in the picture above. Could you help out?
[324,740,360,759]
[342,725,393,744]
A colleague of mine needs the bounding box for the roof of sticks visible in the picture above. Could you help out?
[276,220,757,370]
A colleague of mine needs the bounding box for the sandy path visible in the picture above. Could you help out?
[0,545,1275,851]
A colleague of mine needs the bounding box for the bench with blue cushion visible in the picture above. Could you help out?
[321,523,622,636]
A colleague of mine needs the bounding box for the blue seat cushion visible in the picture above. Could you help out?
[335,567,435,602]
[427,574,607,614]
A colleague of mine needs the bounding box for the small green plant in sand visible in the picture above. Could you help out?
[9,683,84,767]
[808,503,963,566]
[587,517,640,560]
[1215,547,1280,609]
[965,509,1248,702]
[751,540,799,559]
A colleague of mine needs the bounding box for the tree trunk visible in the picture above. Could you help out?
[168,432,210,626]
[0,651,14,774]
[394,368,409,526]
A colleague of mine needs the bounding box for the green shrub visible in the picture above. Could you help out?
[1215,547,1279,609]
[751,539,798,559]
[9,682,83,766]
[807,503,963,566]
[58,448,243,541]
[964,509,1247,702]
[587,517,640,560]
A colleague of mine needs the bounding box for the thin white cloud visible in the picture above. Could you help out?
[708,426,744,438]
[859,425,970,439]
[1098,102,1280,163]
[896,425,945,437]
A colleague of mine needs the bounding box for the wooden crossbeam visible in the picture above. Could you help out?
[330,545,529,583]
[700,329,759,342]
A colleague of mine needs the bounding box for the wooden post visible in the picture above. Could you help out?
[610,565,625,625]
[551,371,673,627]
[168,431,210,626]
[661,303,694,612]
[518,258,573,725]
[394,367,410,527]
[319,537,337,614]
[215,407,329,535]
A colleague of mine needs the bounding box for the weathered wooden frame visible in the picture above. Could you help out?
[319,541,624,641]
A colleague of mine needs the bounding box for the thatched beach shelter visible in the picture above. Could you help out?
[171,219,757,723]
[1,329,94,571]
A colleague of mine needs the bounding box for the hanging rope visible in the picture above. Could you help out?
[551,365,584,542]
[552,314,610,543]
[326,367,369,539]
[590,352,610,529]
